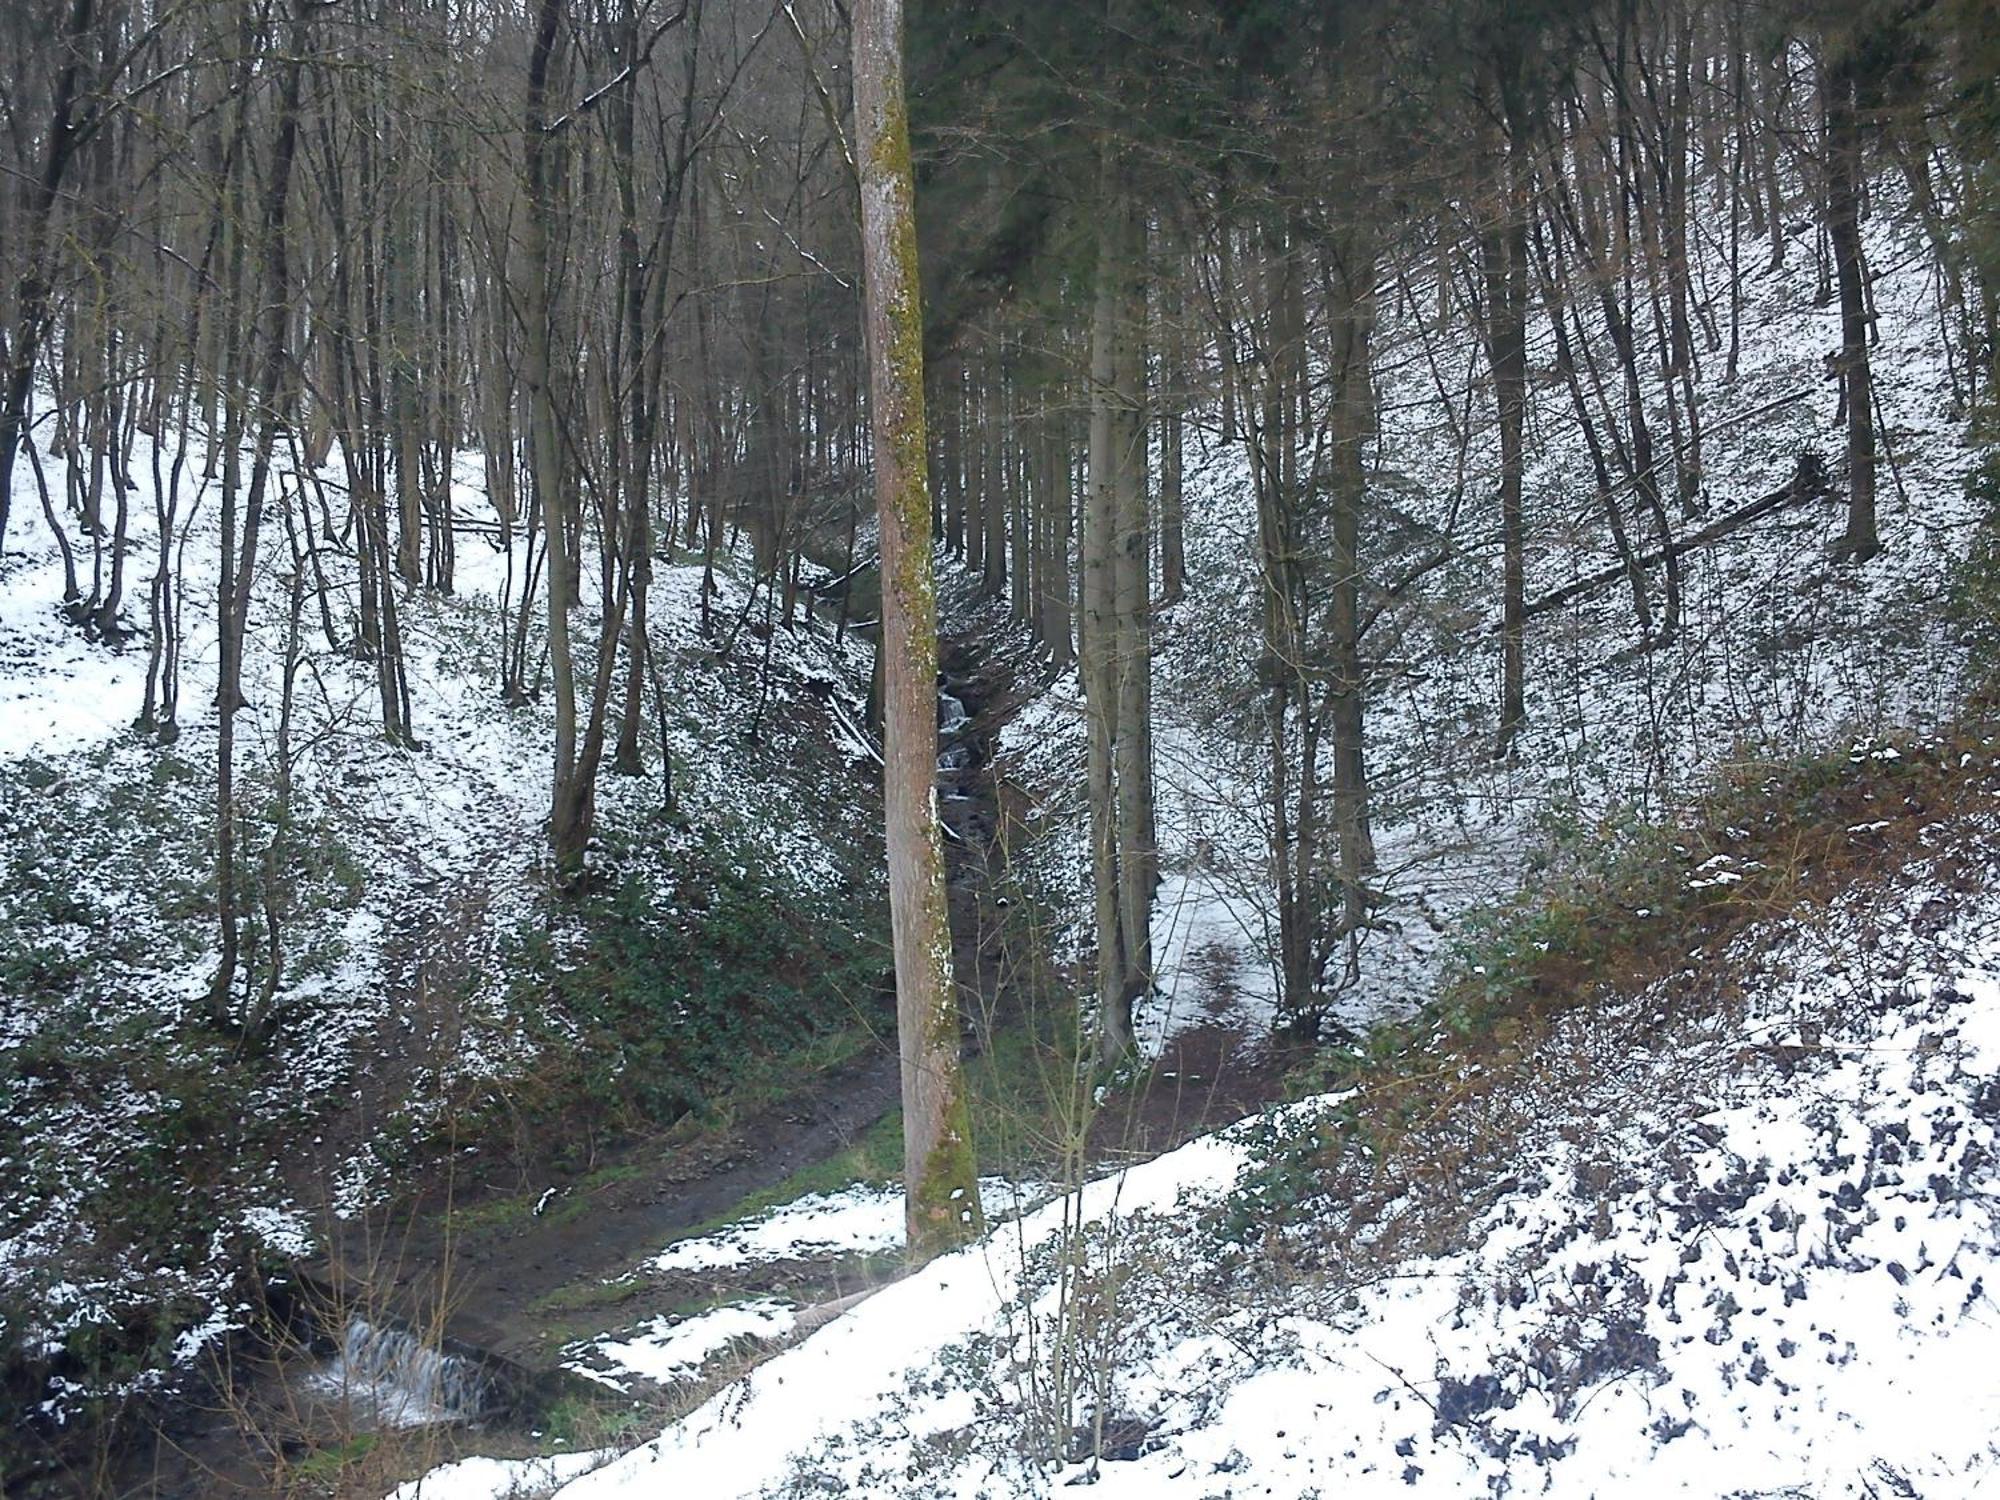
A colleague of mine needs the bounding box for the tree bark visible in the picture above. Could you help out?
[852,0,981,1264]
[1826,53,1879,562]
[1083,145,1152,1062]
[523,0,591,877]
[210,0,308,1032]
[1481,121,1530,759]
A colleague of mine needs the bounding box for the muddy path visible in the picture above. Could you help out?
[306,652,1029,1368]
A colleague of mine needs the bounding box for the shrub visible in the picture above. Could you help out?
[1947,453,2000,691]
[503,822,890,1141]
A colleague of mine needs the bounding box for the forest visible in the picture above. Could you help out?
[2,0,1998,1494]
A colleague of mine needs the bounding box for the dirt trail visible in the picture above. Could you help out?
[307,625,1032,1369]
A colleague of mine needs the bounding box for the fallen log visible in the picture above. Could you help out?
[1522,451,1832,622]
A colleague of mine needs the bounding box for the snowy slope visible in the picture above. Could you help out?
[995,169,1993,1055]
[512,819,2000,1500]
[0,425,884,1410]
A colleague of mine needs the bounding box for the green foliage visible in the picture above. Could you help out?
[0,745,363,1011]
[964,995,1088,1178]
[1214,1104,1356,1244]
[526,1274,647,1321]
[503,823,890,1140]
[449,1161,649,1240]
[538,1389,655,1452]
[286,1432,380,1487]
[1439,799,1683,1033]
[1941,0,2000,429]
[0,741,381,1421]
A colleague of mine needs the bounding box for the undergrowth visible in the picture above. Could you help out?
[1233,718,1999,1244]
[1948,452,2000,690]
[484,819,890,1162]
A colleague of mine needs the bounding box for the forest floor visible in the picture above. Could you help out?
[510,721,2000,1500]
[108,588,1294,1500]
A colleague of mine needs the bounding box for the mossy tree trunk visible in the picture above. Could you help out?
[852,0,981,1264]
[1479,107,1530,761]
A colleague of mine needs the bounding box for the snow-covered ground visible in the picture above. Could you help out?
[997,170,1991,1056]
[0,422,885,1411]
[388,1451,611,1500]
[3,118,1993,1495]
[432,817,2000,1500]
[555,1177,1059,1396]
[644,1178,1048,1275]
[571,1299,800,1393]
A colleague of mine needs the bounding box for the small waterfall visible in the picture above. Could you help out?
[310,1317,494,1428]
[938,689,974,770]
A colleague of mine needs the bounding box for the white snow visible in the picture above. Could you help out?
[647,1178,1050,1273]
[520,837,2000,1500]
[985,165,1993,1063]
[384,1450,613,1500]
[1139,866,1281,1060]
[239,1205,315,1258]
[568,1298,798,1391]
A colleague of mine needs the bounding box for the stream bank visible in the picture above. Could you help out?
[53,618,1033,1500]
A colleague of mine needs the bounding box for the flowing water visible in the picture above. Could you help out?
[306,1316,496,1429]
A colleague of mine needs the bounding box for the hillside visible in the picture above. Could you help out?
[4,0,2000,1495]
[389,55,2000,1500]
[637,836,2000,1498]
[0,437,896,1450]
[385,185,2000,1497]
[388,745,2000,1498]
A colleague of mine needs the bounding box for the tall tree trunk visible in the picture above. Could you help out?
[1044,410,1075,668]
[1255,228,1312,1023]
[1826,54,1880,562]
[1083,146,1152,1061]
[612,0,653,777]
[0,0,97,558]
[1084,234,1127,1056]
[1321,231,1377,990]
[981,360,1007,599]
[1481,122,1530,760]
[1157,262,1187,606]
[852,0,980,1264]
[939,357,965,554]
[524,0,589,876]
[210,1,308,1031]
[1110,211,1155,1041]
